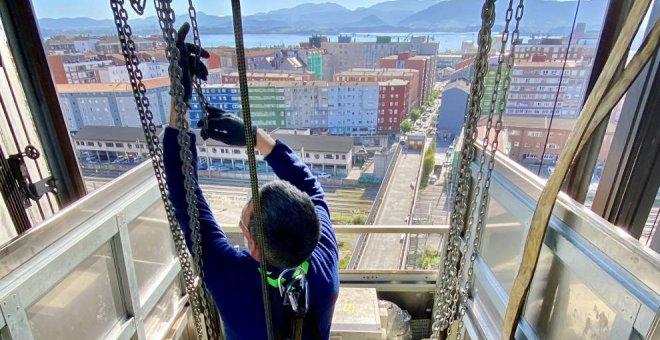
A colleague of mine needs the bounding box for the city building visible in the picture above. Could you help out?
[221,70,316,84]
[514,37,597,63]
[56,77,171,132]
[47,54,114,84]
[95,37,156,54]
[478,116,615,166]
[379,51,435,104]
[436,53,465,69]
[281,81,379,136]
[73,126,353,176]
[334,68,420,109]
[437,80,469,141]
[189,85,241,127]
[301,49,334,80]
[98,62,169,83]
[506,60,590,117]
[321,39,439,74]
[44,36,100,54]
[206,47,237,68]
[377,80,409,133]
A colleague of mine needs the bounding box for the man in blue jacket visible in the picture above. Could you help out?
[163,24,339,339]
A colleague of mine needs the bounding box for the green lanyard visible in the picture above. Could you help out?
[259,260,310,289]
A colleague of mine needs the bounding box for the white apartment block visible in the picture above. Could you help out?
[280,81,379,136]
[506,61,590,118]
[98,63,169,83]
[57,78,171,132]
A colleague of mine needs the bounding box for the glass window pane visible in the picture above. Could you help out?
[127,201,177,302]
[27,242,125,340]
[143,280,184,339]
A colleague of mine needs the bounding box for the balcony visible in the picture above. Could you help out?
[0,143,657,339]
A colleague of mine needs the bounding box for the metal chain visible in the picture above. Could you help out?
[431,1,496,337]
[152,1,218,338]
[187,0,210,109]
[454,2,524,340]
[110,0,219,338]
[109,1,206,339]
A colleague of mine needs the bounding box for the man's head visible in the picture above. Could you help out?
[239,180,320,268]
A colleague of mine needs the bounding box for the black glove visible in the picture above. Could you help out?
[197,105,257,146]
[176,23,210,104]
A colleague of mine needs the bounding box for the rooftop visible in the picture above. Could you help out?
[74,126,354,153]
[443,80,470,93]
[56,77,170,93]
[335,68,419,76]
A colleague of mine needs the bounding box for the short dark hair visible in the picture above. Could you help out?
[248,180,320,268]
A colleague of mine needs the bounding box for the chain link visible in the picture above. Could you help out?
[153,1,219,338]
[431,0,524,338]
[109,1,216,338]
[454,1,524,339]
[431,0,496,336]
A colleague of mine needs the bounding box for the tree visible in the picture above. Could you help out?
[400,119,412,133]
[411,108,421,121]
[420,141,436,189]
[416,246,441,269]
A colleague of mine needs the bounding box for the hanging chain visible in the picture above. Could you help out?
[153,0,218,338]
[431,0,497,337]
[110,0,215,338]
[453,2,524,340]
[187,0,210,110]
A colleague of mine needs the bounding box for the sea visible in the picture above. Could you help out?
[200,32,484,52]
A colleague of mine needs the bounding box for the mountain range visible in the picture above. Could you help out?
[38,0,607,37]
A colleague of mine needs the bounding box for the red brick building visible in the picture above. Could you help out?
[379,51,434,105]
[378,79,409,133]
[477,116,615,165]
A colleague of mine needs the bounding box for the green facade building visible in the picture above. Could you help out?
[307,54,323,80]
[247,86,286,129]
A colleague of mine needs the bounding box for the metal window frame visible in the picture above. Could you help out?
[0,0,86,208]
[591,2,660,240]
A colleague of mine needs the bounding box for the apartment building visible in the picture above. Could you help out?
[56,77,171,132]
[477,116,615,165]
[301,49,334,80]
[515,37,597,63]
[377,79,409,133]
[506,61,590,118]
[321,39,439,74]
[379,51,435,104]
[278,81,379,136]
[221,70,316,84]
[47,54,114,84]
[98,62,169,83]
[334,68,420,108]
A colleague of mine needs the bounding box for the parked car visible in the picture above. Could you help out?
[233,163,245,170]
[316,172,331,178]
[429,175,438,184]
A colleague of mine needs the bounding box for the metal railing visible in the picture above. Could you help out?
[0,160,447,340]
[0,141,658,339]
[465,145,660,340]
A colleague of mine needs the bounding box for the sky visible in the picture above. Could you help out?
[32,0,386,19]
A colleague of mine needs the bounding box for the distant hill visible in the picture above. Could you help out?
[38,0,607,37]
[401,0,607,33]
